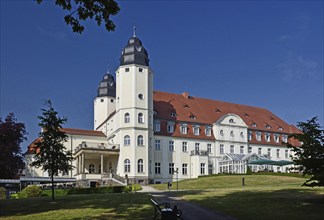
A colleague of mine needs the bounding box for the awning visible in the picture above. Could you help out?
[248,159,294,166]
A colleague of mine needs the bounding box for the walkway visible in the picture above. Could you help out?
[138,186,235,220]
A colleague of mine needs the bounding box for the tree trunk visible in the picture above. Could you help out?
[51,173,54,200]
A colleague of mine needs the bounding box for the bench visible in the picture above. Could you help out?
[150,198,182,219]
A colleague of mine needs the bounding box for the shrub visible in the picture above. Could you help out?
[0,187,7,200]
[19,185,42,198]
[130,184,142,192]
[41,189,68,197]
[246,166,252,175]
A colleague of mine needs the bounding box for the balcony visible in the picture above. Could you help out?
[74,142,119,155]
[190,150,209,156]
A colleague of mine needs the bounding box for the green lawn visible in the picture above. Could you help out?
[153,174,324,220]
[1,175,323,220]
[0,193,152,220]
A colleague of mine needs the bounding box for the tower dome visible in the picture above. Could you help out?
[97,73,116,97]
[120,34,150,67]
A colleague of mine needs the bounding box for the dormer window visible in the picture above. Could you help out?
[256,132,262,141]
[229,119,235,123]
[248,131,252,140]
[278,127,283,131]
[265,124,271,129]
[153,110,158,115]
[274,133,280,143]
[265,133,271,142]
[205,126,212,136]
[154,120,160,132]
[190,115,196,120]
[252,123,257,127]
[215,108,221,113]
[282,134,288,143]
[170,112,177,117]
[193,125,200,135]
[180,124,188,134]
[220,130,224,136]
[167,122,175,133]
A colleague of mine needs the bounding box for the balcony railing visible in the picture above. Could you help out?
[190,150,209,156]
[74,142,120,154]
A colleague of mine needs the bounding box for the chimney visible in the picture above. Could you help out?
[182,92,189,99]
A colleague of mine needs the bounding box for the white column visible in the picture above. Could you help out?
[81,153,85,173]
[101,154,104,174]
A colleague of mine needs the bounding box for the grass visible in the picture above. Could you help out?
[152,174,324,220]
[1,174,323,220]
[0,193,152,220]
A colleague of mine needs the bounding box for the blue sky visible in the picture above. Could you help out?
[1,0,323,152]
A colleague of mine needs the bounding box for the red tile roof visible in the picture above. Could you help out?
[61,128,106,137]
[154,91,292,132]
[25,138,41,155]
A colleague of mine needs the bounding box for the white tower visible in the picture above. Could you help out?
[115,33,153,184]
[94,73,117,130]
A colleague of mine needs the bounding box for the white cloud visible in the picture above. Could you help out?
[278,51,319,82]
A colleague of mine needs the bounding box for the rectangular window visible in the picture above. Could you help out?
[205,126,211,136]
[285,149,288,158]
[248,146,252,153]
[266,133,271,142]
[155,162,161,174]
[154,121,160,132]
[194,126,200,135]
[182,164,188,175]
[248,131,252,141]
[195,143,200,152]
[139,68,143,72]
[155,140,161,151]
[282,135,288,143]
[167,122,174,133]
[220,144,224,154]
[256,132,261,141]
[274,134,279,143]
[169,163,174,174]
[182,142,188,152]
[125,68,130,72]
[230,145,234,153]
[207,144,212,153]
[258,148,262,155]
[268,148,271,157]
[277,149,280,158]
[240,146,244,154]
[169,141,174,151]
[149,160,152,174]
[200,163,205,175]
[180,124,187,134]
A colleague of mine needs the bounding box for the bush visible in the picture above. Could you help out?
[246,166,252,175]
[41,189,68,197]
[66,186,127,195]
[0,187,7,200]
[19,185,42,198]
[130,184,142,192]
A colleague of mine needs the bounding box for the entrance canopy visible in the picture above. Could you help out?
[248,159,293,166]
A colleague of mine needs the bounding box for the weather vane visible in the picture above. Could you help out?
[107,64,110,74]
[133,26,136,37]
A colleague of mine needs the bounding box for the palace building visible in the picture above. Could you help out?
[25,34,299,186]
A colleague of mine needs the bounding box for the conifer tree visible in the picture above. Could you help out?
[31,100,73,199]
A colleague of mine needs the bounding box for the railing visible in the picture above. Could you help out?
[190,150,209,156]
[74,142,120,154]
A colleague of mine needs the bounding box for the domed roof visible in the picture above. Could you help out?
[97,73,116,97]
[120,34,150,67]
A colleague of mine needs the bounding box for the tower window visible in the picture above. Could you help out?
[138,94,144,100]
[100,99,104,102]
[125,68,130,72]
[124,113,130,123]
[124,159,130,173]
[137,135,144,146]
[139,68,143,72]
[110,99,114,103]
[124,135,130,146]
[138,113,144,123]
[138,159,144,173]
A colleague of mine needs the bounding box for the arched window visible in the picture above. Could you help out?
[124,113,130,123]
[229,119,235,123]
[124,159,130,173]
[137,135,144,146]
[124,135,130,146]
[89,164,95,174]
[138,113,144,123]
[138,159,144,173]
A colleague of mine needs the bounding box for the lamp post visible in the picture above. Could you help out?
[174,168,179,191]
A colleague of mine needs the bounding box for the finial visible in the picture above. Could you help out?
[107,64,110,74]
[133,26,136,37]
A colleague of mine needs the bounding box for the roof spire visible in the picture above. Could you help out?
[133,26,136,37]
[106,64,110,74]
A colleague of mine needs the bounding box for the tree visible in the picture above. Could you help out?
[287,117,324,186]
[30,100,73,200]
[0,113,26,179]
[36,0,120,34]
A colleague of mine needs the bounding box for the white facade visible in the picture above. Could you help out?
[25,35,296,185]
